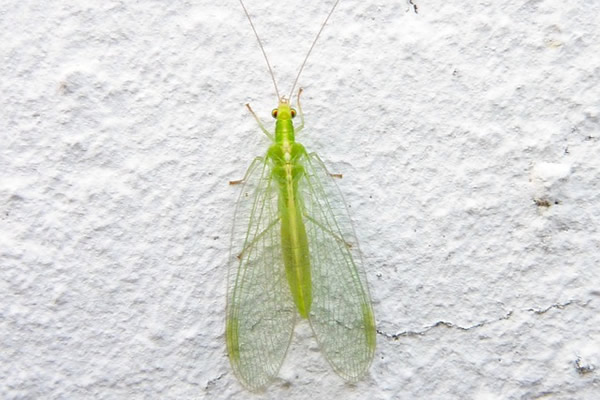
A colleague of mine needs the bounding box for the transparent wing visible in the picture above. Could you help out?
[226,156,296,391]
[300,152,376,381]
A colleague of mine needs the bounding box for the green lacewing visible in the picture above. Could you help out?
[226,0,375,390]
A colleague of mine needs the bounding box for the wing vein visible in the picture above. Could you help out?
[300,152,375,381]
[226,155,296,390]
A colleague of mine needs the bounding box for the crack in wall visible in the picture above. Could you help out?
[526,299,590,314]
[377,298,590,341]
[407,0,419,14]
[377,311,514,340]
[205,372,225,390]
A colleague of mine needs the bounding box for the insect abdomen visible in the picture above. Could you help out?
[271,144,312,318]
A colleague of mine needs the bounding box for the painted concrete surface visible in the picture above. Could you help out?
[1,1,599,399]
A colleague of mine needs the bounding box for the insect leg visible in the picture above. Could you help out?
[245,103,274,141]
[229,156,265,185]
[296,88,305,133]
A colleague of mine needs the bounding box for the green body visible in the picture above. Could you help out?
[268,102,312,318]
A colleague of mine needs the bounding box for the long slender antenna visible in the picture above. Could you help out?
[239,0,281,101]
[288,0,341,100]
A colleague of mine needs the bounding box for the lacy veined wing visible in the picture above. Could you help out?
[300,152,376,381]
[226,156,296,391]
[228,0,375,391]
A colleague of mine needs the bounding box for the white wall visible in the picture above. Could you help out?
[1,0,599,399]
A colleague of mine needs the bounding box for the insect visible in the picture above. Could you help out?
[226,0,375,390]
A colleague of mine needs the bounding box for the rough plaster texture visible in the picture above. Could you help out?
[1,0,599,399]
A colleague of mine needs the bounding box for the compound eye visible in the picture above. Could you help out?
[271,109,278,118]
[290,108,297,118]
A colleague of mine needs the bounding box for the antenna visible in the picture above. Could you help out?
[288,0,341,100]
[238,0,281,101]
[239,0,342,103]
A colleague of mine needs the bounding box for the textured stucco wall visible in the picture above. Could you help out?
[1,1,599,399]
